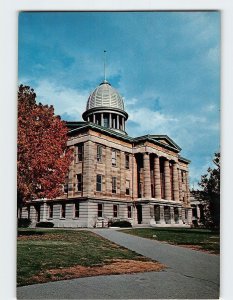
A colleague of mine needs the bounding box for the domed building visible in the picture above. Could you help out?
[83,80,128,135]
[21,78,192,228]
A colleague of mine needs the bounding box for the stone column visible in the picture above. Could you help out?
[187,208,192,225]
[41,202,47,221]
[170,206,175,224]
[173,163,179,201]
[159,205,165,225]
[101,113,104,126]
[109,113,112,128]
[149,204,156,225]
[154,156,161,199]
[117,115,119,129]
[143,153,151,199]
[122,119,125,131]
[87,116,90,122]
[178,169,183,201]
[93,113,96,123]
[178,207,183,224]
[164,159,172,200]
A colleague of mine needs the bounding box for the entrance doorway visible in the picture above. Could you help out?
[136,205,142,224]
[35,205,40,222]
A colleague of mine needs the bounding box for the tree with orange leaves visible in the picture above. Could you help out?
[17,85,73,208]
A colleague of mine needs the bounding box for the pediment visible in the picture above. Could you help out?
[150,135,181,151]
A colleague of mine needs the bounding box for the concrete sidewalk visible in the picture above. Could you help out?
[92,229,220,286]
[17,229,220,299]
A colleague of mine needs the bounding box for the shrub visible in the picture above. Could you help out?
[36,221,54,228]
[110,220,132,228]
[18,218,31,228]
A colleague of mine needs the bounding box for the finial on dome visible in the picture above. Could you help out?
[103,50,107,83]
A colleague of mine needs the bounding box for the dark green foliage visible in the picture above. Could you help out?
[36,221,54,228]
[18,218,31,228]
[198,152,220,229]
[110,220,132,228]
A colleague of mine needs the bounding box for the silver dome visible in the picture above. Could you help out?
[86,81,124,111]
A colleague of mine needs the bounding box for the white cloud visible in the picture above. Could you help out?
[32,80,89,120]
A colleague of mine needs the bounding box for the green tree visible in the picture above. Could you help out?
[198,152,220,229]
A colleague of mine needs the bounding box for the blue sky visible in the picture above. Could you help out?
[18,11,220,188]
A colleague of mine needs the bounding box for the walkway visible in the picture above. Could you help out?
[17,229,220,299]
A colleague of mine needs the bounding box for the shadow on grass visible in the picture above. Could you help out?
[148,228,219,235]
[18,230,45,237]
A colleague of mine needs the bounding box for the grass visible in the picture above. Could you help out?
[121,228,220,254]
[17,228,164,286]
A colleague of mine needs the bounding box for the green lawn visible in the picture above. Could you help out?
[17,229,159,286]
[121,228,220,254]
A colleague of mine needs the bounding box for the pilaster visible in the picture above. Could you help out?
[83,141,94,197]
[132,154,138,199]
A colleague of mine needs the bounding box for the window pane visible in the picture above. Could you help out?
[74,203,79,218]
[49,204,53,218]
[126,180,130,195]
[98,203,103,217]
[112,150,116,166]
[96,175,102,192]
[76,144,83,162]
[125,154,130,169]
[112,177,116,193]
[61,204,66,218]
[97,145,102,162]
[113,205,118,218]
[77,174,82,191]
[128,206,132,218]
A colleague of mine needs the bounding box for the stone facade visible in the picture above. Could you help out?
[21,80,192,228]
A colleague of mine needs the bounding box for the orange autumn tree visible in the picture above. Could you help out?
[17,85,73,208]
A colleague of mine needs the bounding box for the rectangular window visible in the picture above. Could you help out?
[112,150,117,166]
[125,153,130,169]
[128,206,132,218]
[48,204,53,219]
[74,203,79,218]
[96,174,102,192]
[76,144,83,162]
[126,180,130,195]
[181,170,185,183]
[61,203,66,218]
[27,206,30,219]
[97,145,102,162]
[113,205,118,218]
[64,184,68,193]
[112,177,117,193]
[98,203,103,218]
[77,174,83,192]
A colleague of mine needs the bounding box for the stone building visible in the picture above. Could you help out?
[190,190,205,226]
[21,79,192,227]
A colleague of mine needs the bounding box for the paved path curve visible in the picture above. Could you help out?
[17,229,220,299]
